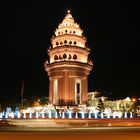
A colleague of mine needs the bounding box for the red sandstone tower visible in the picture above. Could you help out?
[44,10,93,105]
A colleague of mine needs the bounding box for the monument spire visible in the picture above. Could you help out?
[67,9,70,14]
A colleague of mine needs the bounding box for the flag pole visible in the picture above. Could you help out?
[21,80,24,108]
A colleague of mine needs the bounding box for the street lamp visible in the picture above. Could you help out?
[132,98,136,102]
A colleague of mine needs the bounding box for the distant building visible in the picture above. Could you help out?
[44,10,93,105]
[88,93,136,112]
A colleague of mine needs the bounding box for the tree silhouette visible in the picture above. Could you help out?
[97,98,104,113]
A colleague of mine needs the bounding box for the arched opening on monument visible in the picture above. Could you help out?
[75,79,81,105]
[53,79,58,105]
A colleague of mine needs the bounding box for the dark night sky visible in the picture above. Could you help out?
[1,0,139,101]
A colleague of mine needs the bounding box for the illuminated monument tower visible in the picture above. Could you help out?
[44,10,93,105]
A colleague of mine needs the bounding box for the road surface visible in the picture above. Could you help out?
[0,127,140,140]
